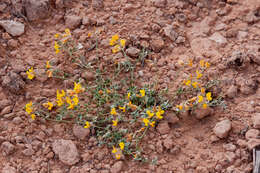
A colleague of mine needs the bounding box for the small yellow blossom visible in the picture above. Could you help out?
[176,105,183,110]
[119,142,125,150]
[200,60,205,67]
[46,61,51,69]
[115,154,121,160]
[205,62,210,68]
[150,121,155,127]
[111,108,117,115]
[72,95,79,105]
[74,82,85,94]
[201,87,205,94]
[185,80,191,86]
[54,33,60,38]
[112,146,117,153]
[67,89,76,96]
[127,92,131,99]
[106,89,111,94]
[54,41,60,54]
[46,70,53,78]
[119,106,126,112]
[25,101,33,114]
[192,82,198,88]
[146,110,154,118]
[64,28,71,37]
[31,114,36,120]
[198,95,203,103]
[109,34,119,46]
[112,44,120,53]
[87,32,92,37]
[188,59,193,67]
[84,121,90,128]
[43,101,54,110]
[112,119,118,126]
[120,39,126,47]
[143,118,150,126]
[203,103,207,109]
[196,70,203,79]
[26,67,35,80]
[66,96,78,110]
[156,111,163,119]
[139,89,145,97]
[206,92,212,101]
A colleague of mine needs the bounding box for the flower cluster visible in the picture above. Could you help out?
[26,67,35,80]
[142,106,165,127]
[25,101,36,120]
[112,142,125,160]
[54,28,72,54]
[109,34,126,53]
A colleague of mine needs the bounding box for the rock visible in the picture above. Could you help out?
[0,100,11,110]
[82,71,95,81]
[73,125,90,140]
[213,119,232,138]
[2,165,17,173]
[226,85,238,98]
[52,139,79,165]
[209,32,227,45]
[223,143,236,152]
[249,51,260,65]
[126,47,140,57]
[176,13,187,23]
[41,89,55,97]
[175,36,186,44]
[1,106,12,116]
[150,37,164,53]
[92,0,104,10]
[110,161,123,173]
[193,107,213,119]
[65,15,82,29]
[163,136,173,149]
[22,147,35,156]
[0,20,25,36]
[8,39,19,48]
[237,31,248,41]
[247,138,260,150]
[245,129,260,140]
[1,141,15,155]
[2,72,25,94]
[157,121,170,135]
[153,0,166,8]
[82,17,91,26]
[24,0,50,21]
[163,25,178,41]
[252,113,260,129]
[13,117,23,124]
[196,166,208,173]
[165,114,179,124]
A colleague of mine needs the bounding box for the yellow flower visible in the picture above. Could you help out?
[150,121,155,127]
[119,106,126,112]
[127,92,131,99]
[146,110,154,118]
[87,32,92,37]
[198,95,203,103]
[26,67,35,80]
[54,33,60,38]
[112,146,117,153]
[206,92,212,101]
[188,59,193,67]
[106,89,111,94]
[196,70,203,79]
[120,39,126,47]
[157,106,165,114]
[66,96,78,110]
[31,114,36,120]
[139,89,145,97]
[192,82,198,88]
[200,60,205,67]
[46,70,53,78]
[25,101,33,114]
[43,101,54,110]
[185,80,191,86]
[112,44,120,53]
[109,34,119,46]
[64,28,71,37]
[66,89,76,96]
[143,118,150,126]
[205,62,210,68]
[201,87,205,94]
[54,41,60,54]
[74,82,85,94]
[72,95,79,105]
[176,105,183,110]
[115,154,121,160]
[46,61,51,69]
[119,142,125,150]
[111,108,117,115]
[57,89,66,98]
[202,103,207,109]
[84,121,90,128]
[112,119,118,126]
[156,111,163,119]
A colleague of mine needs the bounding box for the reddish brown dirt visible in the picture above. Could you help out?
[0,0,260,173]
